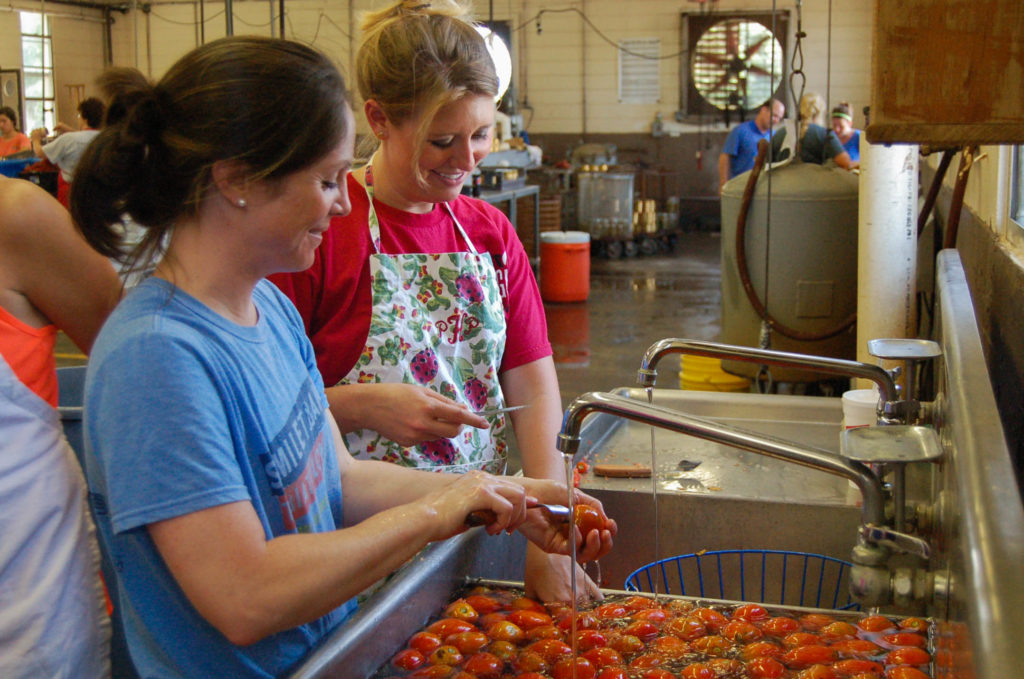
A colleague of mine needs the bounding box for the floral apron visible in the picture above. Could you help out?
[339,168,509,474]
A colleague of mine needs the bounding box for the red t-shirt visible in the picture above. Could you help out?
[270,174,551,387]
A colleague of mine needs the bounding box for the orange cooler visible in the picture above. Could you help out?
[540,231,590,302]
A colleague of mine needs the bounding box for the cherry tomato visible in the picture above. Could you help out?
[709,658,745,673]
[830,639,883,658]
[508,609,554,630]
[428,618,476,638]
[525,624,562,641]
[627,652,663,670]
[429,645,463,666]
[576,460,590,473]
[820,621,859,640]
[462,651,504,678]
[609,633,644,656]
[444,599,479,623]
[897,618,929,633]
[881,632,927,648]
[857,615,896,633]
[848,674,884,679]
[510,596,547,613]
[595,602,630,619]
[649,635,689,658]
[632,607,668,623]
[487,639,516,663]
[596,668,628,679]
[799,613,837,631]
[690,607,729,630]
[762,616,801,636]
[885,668,930,679]
[797,665,838,679]
[783,644,837,668]
[723,619,764,643]
[665,615,707,641]
[621,595,657,611]
[514,673,547,679]
[408,665,454,678]
[679,661,717,679]
[409,631,444,654]
[623,620,660,642]
[741,640,785,659]
[512,650,548,674]
[746,656,787,678]
[478,612,508,629]
[733,603,770,622]
[486,621,525,644]
[392,648,426,671]
[691,634,732,656]
[557,611,599,631]
[551,656,596,679]
[833,658,886,675]
[640,670,675,679]
[583,645,623,667]
[884,647,930,666]
[525,638,572,663]
[445,630,489,655]
[464,593,503,614]
[576,628,608,650]
[783,632,823,648]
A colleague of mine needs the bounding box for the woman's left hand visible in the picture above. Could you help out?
[524,549,603,602]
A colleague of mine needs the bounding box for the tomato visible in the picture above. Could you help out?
[576,460,590,473]
[429,645,463,666]
[608,633,644,656]
[783,632,823,648]
[691,634,732,656]
[487,640,517,663]
[857,615,896,633]
[408,665,455,678]
[583,646,624,668]
[486,621,525,644]
[428,618,476,638]
[510,596,547,613]
[444,599,479,623]
[464,593,503,614]
[557,611,599,631]
[623,620,659,642]
[820,621,859,640]
[627,652,663,670]
[884,647,930,666]
[665,615,707,641]
[690,607,729,630]
[741,640,785,660]
[621,595,657,611]
[897,617,929,633]
[708,658,744,674]
[649,635,689,658]
[525,624,562,641]
[746,656,787,678]
[881,632,927,648]
[678,661,717,679]
[445,630,490,655]
[799,613,837,631]
[512,650,548,674]
[515,674,547,679]
[733,603,770,622]
[885,668,930,679]
[409,631,444,654]
[477,612,508,629]
[595,602,630,619]
[830,639,883,658]
[640,670,675,679]
[849,673,885,679]
[833,659,886,675]
[576,628,608,650]
[508,609,554,630]
[525,638,572,663]
[723,619,764,643]
[551,656,596,679]
[392,648,427,671]
[783,644,838,668]
[462,651,504,678]
[632,607,668,624]
[596,668,628,679]
[761,616,801,636]
[797,664,838,679]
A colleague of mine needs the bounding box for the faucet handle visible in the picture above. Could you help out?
[859,524,931,560]
[867,339,942,407]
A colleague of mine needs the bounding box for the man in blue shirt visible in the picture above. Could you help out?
[717,99,786,194]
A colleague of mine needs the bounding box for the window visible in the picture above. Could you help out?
[20,11,55,133]
[1012,146,1024,230]
[618,38,661,104]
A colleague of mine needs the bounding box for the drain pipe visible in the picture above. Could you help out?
[857,136,919,388]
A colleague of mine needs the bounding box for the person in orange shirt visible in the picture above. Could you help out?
[0,107,31,158]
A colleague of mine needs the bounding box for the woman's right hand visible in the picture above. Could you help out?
[420,470,533,541]
[328,382,487,445]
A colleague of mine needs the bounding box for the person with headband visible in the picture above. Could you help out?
[830,101,861,162]
[797,92,858,171]
[73,36,613,678]
[270,0,605,603]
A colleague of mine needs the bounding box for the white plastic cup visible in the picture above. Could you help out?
[842,388,879,429]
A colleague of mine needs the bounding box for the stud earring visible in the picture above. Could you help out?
[237,199,247,208]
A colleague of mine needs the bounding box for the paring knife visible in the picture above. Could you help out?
[466,504,571,526]
[475,404,529,417]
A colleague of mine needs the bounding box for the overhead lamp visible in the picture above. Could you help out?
[475,25,512,102]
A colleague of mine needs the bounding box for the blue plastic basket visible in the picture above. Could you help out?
[624,549,860,611]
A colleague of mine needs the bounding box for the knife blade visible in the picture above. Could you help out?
[475,404,529,417]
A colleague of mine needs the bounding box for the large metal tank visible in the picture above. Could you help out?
[720,160,859,382]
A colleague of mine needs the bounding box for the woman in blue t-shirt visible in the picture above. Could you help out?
[70,36,614,679]
[830,101,862,163]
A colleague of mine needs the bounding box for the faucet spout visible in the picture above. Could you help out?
[637,339,898,404]
[558,391,886,527]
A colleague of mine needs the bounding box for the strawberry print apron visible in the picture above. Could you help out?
[338,168,509,474]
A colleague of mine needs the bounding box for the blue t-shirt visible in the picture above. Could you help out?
[83,278,356,678]
[841,129,861,161]
[722,119,774,178]
[799,124,847,165]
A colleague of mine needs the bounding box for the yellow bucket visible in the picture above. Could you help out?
[679,354,751,393]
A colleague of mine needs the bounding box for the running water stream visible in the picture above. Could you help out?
[564,453,579,679]
[647,386,661,603]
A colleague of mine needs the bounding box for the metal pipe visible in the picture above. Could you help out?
[557,391,886,527]
[637,338,898,403]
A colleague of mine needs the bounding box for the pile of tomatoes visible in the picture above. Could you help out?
[377,586,933,679]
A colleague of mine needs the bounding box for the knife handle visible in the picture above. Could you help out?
[465,509,497,526]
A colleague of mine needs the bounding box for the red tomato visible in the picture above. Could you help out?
[857,615,896,633]
[881,632,927,648]
[487,640,516,663]
[830,639,883,658]
[596,668,628,679]
[428,618,476,638]
[464,593,503,614]
[595,602,630,619]
[678,661,717,679]
[741,640,785,659]
[723,619,764,643]
[445,630,489,655]
[444,599,479,623]
[557,611,599,631]
[525,624,562,641]
[665,615,707,641]
[583,646,624,668]
[733,603,770,622]
[623,620,660,642]
[746,656,787,678]
[884,647,930,666]
[649,635,689,658]
[486,621,525,644]
[392,648,426,671]
[632,607,668,623]
[820,621,859,640]
[690,607,729,630]
[627,652,663,670]
[897,618,929,633]
[799,613,837,631]
[512,650,548,674]
[514,673,547,679]
[783,644,838,668]
[710,658,745,674]
[783,632,823,648]
[797,664,838,679]
[462,651,504,678]
[691,634,732,656]
[762,616,801,636]
[429,645,463,666]
[576,628,608,650]
[885,668,930,679]
[640,670,675,679]
[848,674,884,679]
[576,460,590,473]
[508,609,554,630]
[510,596,547,613]
[525,638,572,663]
[477,612,508,629]
[408,665,455,678]
[621,595,657,611]
[608,633,644,656]
[551,656,596,679]
[409,631,444,654]
[833,658,886,675]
